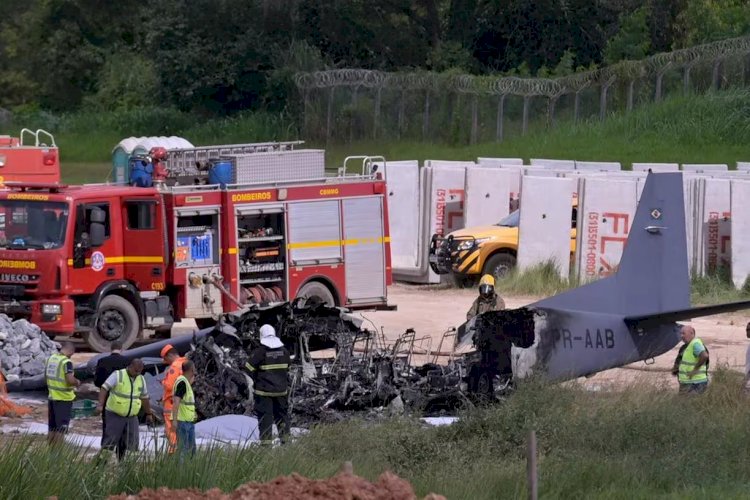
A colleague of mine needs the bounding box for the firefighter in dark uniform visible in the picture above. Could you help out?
[245,324,291,444]
[466,274,511,398]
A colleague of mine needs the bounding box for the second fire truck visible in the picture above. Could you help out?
[0,143,394,352]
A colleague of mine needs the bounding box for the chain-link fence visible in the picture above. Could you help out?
[294,36,750,144]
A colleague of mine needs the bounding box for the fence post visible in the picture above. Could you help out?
[373,87,382,140]
[326,87,334,144]
[423,90,430,140]
[496,94,506,142]
[470,95,479,145]
[527,430,538,500]
[522,96,530,136]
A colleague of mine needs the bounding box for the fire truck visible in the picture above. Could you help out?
[0,142,394,352]
[0,129,60,185]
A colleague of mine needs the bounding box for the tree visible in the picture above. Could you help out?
[604,6,652,65]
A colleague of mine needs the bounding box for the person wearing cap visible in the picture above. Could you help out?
[466,274,505,321]
[245,324,291,444]
[93,341,128,445]
[160,344,186,454]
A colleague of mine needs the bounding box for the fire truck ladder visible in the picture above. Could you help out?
[165,140,305,177]
[19,128,56,147]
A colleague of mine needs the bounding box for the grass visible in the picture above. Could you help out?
[0,88,745,179]
[3,371,750,499]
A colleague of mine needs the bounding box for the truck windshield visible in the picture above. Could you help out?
[0,199,70,249]
[495,210,520,228]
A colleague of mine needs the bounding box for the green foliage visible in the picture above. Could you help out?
[604,6,652,65]
[84,51,160,111]
[675,0,750,46]
[426,41,476,72]
[4,372,750,499]
[495,261,579,297]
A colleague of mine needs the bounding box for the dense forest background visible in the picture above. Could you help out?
[1,0,748,117]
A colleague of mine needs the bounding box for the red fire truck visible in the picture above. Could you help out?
[0,129,60,185]
[0,145,393,352]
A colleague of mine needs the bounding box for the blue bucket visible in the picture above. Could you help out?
[208,161,233,188]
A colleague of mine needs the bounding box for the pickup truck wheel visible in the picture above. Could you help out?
[484,253,516,282]
[86,295,139,353]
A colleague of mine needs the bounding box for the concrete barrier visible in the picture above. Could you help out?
[477,157,524,166]
[530,158,576,170]
[632,162,679,172]
[682,163,729,173]
[464,167,511,227]
[737,162,750,171]
[575,161,622,172]
[731,180,750,288]
[517,176,576,278]
[425,160,476,169]
[701,178,731,275]
[575,177,638,282]
[382,161,420,271]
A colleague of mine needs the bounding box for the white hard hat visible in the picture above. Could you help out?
[259,324,283,349]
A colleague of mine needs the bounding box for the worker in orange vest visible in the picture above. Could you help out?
[160,344,186,454]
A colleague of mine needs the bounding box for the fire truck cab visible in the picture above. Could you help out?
[0,152,393,352]
[0,129,60,185]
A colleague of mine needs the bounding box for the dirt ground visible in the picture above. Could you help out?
[108,470,445,500]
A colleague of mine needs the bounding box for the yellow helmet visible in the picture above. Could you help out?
[479,274,495,287]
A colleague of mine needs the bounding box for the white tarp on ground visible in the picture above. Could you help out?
[517,176,575,278]
[380,161,420,270]
[731,180,750,288]
[682,163,729,173]
[574,161,622,172]
[737,162,750,171]
[632,162,679,172]
[477,157,524,166]
[464,167,511,227]
[576,177,638,282]
[530,158,576,170]
[701,178,731,275]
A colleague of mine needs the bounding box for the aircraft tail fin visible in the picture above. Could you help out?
[533,172,690,316]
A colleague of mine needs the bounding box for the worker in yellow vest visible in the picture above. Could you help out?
[677,325,709,394]
[96,358,154,460]
[45,342,81,446]
[171,360,197,457]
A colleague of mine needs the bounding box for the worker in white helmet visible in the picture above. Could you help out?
[245,324,291,444]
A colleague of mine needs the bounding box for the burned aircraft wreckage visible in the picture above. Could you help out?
[182,298,538,425]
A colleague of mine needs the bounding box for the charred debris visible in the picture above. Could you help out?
[187,299,538,425]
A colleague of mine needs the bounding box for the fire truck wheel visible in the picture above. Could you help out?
[88,295,139,353]
[297,281,336,307]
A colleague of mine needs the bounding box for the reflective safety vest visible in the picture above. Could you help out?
[162,357,185,409]
[45,353,75,402]
[678,338,709,384]
[173,375,196,423]
[105,369,146,417]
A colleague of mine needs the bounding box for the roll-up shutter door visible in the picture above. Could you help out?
[288,200,342,264]
[343,197,386,303]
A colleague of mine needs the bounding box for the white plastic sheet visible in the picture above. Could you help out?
[731,180,750,288]
[517,176,576,278]
[576,177,638,282]
[464,167,511,227]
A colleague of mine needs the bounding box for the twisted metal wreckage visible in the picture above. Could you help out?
[184,298,537,425]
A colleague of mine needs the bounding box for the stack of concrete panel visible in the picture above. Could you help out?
[731,180,750,288]
[517,176,576,278]
[632,162,679,172]
[380,161,420,272]
[530,158,576,170]
[476,157,524,166]
[574,161,622,172]
[681,163,728,173]
[574,177,638,282]
[464,168,512,227]
[737,162,750,171]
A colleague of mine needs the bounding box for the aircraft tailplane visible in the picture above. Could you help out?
[533,172,690,317]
